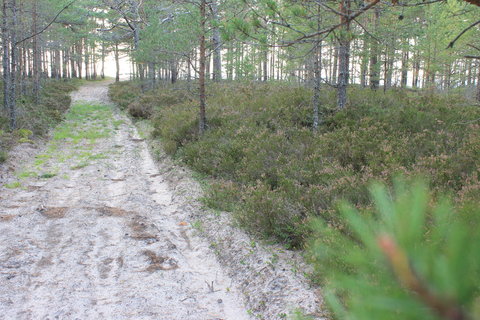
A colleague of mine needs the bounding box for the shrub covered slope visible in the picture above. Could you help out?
[109,81,480,248]
[1,79,81,162]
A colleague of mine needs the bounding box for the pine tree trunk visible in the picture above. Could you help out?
[467,60,472,85]
[91,42,97,80]
[210,1,221,82]
[206,47,210,80]
[2,0,10,113]
[63,50,68,79]
[263,49,268,82]
[370,7,380,90]
[476,65,480,102]
[170,59,177,84]
[313,41,322,132]
[77,41,82,79]
[385,47,394,90]
[360,40,368,88]
[270,44,275,80]
[115,43,120,82]
[332,43,338,84]
[401,50,408,87]
[70,45,77,79]
[10,0,17,130]
[101,39,105,79]
[148,61,155,89]
[337,0,350,110]
[21,42,27,94]
[131,2,144,90]
[199,0,206,135]
[84,44,89,80]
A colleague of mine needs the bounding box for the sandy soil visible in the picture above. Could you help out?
[0,80,325,319]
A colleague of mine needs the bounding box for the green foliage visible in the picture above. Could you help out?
[311,181,480,320]
[5,181,21,189]
[0,151,8,164]
[53,102,112,143]
[108,81,142,110]
[0,79,80,156]
[109,81,480,249]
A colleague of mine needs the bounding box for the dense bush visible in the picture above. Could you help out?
[107,81,141,110]
[109,80,480,248]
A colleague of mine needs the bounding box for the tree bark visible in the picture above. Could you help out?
[62,50,67,79]
[313,41,322,132]
[401,49,408,87]
[115,42,120,82]
[476,63,480,102]
[209,0,221,82]
[313,4,323,132]
[130,1,144,90]
[148,61,155,89]
[101,30,105,79]
[467,60,472,85]
[10,0,17,130]
[332,43,338,84]
[2,0,10,113]
[263,49,268,82]
[370,7,380,90]
[84,43,89,80]
[199,0,206,135]
[77,41,82,79]
[70,45,77,78]
[360,39,368,88]
[170,59,177,84]
[205,46,210,80]
[92,42,97,80]
[337,0,350,110]
[385,47,394,90]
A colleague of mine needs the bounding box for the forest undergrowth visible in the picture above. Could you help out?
[0,79,82,163]
[109,80,480,319]
[109,81,480,247]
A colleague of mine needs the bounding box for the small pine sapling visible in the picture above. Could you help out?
[311,181,480,320]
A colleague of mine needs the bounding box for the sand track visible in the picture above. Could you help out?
[0,81,249,320]
[0,80,324,320]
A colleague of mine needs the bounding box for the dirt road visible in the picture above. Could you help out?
[0,81,250,319]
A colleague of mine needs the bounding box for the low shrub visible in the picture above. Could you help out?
[127,100,154,119]
[0,78,81,156]
[108,81,141,110]
[108,80,480,249]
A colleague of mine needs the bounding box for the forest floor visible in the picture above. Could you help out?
[0,80,324,319]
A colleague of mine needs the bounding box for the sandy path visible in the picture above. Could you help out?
[0,81,250,319]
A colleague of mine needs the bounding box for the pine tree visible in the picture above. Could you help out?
[311,181,480,320]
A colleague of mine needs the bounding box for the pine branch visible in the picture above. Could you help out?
[15,0,76,46]
[467,44,480,52]
[378,234,466,320]
[447,18,480,49]
[285,0,381,45]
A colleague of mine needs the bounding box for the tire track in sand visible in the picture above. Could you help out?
[0,80,250,320]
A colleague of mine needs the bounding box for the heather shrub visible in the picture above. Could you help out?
[127,100,154,119]
[154,102,199,154]
[108,81,141,110]
[108,81,480,248]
